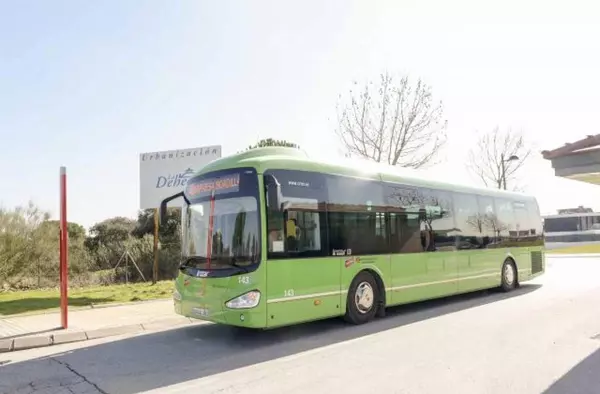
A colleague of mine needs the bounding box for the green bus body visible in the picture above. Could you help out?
[165,147,545,329]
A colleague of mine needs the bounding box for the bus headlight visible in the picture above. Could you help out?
[225,290,261,309]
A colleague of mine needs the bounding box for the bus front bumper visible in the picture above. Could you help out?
[173,288,267,328]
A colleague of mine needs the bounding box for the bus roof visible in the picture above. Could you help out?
[197,146,536,201]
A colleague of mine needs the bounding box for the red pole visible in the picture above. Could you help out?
[201,191,215,296]
[59,166,68,329]
[206,190,216,270]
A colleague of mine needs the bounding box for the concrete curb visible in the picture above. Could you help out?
[0,316,203,353]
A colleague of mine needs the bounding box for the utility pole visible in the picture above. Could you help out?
[153,208,159,284]
[500,154,519,190]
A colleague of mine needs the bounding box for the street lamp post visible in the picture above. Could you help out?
[500,153,519,190]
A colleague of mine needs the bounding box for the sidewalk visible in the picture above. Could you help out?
[0,299,203,353]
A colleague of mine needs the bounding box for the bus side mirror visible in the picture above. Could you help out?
[159,191,187,225]
[265,175,283,212]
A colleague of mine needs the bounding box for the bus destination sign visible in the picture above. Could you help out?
[186,173,240,197]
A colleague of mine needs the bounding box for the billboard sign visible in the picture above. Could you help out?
[139,145,222,209]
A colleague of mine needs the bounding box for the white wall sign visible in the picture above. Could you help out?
[139,145,222,209]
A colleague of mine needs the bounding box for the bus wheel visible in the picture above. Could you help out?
[500,259,517,292]
[344,271,379,325]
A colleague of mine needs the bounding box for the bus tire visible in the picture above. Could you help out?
[344,270,379,325]
[500,259,517,292]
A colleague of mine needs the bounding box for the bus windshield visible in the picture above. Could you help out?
[181,168,261,271]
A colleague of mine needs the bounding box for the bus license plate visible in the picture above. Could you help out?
[192,307,209,317]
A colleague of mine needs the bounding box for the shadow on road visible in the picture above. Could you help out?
[1,327,62,340]
[1,284,541,394]
[543,346,600,394]
[0,296,114,316]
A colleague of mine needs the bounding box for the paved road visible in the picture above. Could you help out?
[1,257,600,394]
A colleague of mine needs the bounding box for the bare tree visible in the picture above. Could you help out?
[466,213,485,234]
[467,126,532,190]
[336,72,447,168]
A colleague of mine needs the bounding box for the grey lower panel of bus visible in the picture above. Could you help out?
[545,231,600,244]
[545,241,600,249]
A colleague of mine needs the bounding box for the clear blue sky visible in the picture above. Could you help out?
[2,0,600,229]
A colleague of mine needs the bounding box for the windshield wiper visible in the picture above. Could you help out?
[179,256,206,271]
[230,257,249,273]
[179,256,253,273]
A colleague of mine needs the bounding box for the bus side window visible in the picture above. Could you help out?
[384,185,435,253]
[477,195,496,247]
[424,189,456,251]
[452,192,483,250]
[493,198,515,244]
[284,209,323,254]
[267,211,285,253]
[264,169,329,259]
[526,200,543,237]
[326,175,388,255]
[398,211,422,253]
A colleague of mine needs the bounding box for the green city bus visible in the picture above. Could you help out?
[160,146,545,329]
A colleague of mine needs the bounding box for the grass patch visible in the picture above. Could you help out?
[0,280,174,316]
[548,244,600,254]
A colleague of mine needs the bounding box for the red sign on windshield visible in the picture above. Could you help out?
[186,174,240,197]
